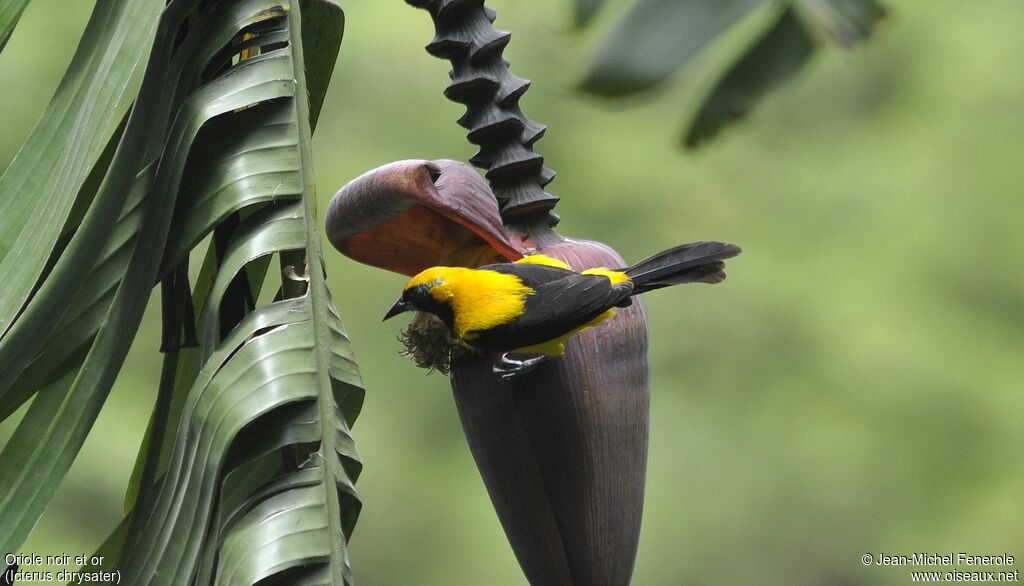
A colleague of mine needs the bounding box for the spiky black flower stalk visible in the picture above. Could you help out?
[406,0,559,225]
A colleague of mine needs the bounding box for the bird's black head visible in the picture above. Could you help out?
[382,282,455,327]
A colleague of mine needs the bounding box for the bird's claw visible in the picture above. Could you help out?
[493,353,550,380]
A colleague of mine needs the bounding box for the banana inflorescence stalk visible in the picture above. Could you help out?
[406,0,560,225]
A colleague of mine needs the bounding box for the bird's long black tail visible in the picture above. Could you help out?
[624,241,742,294]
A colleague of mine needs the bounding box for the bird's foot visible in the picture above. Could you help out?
[493,353,550,380]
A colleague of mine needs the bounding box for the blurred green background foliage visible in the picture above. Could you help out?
[1,0,1021,583]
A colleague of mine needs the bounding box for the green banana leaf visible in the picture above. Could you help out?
[0,0,362,583]
[577,0,887,147]
[0,0,31,52]
[683,4,816,147]
[580,0,765,96]
[0,0,160,336]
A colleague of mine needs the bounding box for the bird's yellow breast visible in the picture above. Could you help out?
[408,267,533,339]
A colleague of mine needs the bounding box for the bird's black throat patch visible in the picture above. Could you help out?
[404,285,456,328]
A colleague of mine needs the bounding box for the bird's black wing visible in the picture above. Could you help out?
[468,263,634,351]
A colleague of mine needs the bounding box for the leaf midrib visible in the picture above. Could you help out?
[285,1,349,583]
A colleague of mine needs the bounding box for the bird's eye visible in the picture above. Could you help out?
[407,286,429,303]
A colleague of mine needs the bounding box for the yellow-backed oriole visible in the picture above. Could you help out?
[384,241,741,377]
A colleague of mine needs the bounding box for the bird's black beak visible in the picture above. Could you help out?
[383,298,414,321]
